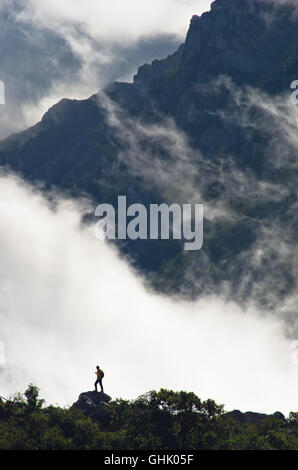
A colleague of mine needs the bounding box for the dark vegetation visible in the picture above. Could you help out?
[0,385,297,450]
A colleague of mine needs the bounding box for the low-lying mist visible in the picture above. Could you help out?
[0,173,297,415]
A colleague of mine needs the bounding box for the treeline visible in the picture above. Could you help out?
[0,385,297,450]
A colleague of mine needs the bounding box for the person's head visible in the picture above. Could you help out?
[96,366,100,369]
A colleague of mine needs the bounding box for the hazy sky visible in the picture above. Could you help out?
[0,0,212,138]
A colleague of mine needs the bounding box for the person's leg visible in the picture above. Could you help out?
[94,379,98,392]
[100,378,104,393]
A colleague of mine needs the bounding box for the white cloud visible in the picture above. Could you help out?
[24,0,212,44]
[0,173,297,415]
[0,0,212,138]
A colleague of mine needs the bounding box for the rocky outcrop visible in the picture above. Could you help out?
[226,409,286,424]
[72,391,112,419]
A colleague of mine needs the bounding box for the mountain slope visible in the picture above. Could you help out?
[1,0,298,330]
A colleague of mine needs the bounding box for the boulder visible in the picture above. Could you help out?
[72,391,112,419]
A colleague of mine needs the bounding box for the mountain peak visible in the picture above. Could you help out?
[182,0,297,88]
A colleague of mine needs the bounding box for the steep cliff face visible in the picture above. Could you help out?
[2,0,297,182]
[1,0,298,326]
[133,0,298,114]
[183,0,272,80]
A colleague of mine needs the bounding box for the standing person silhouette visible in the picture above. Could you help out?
[94,365,104,393]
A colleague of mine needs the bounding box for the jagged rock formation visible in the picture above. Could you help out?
[226,409,286,424]
[72,391,112,419]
